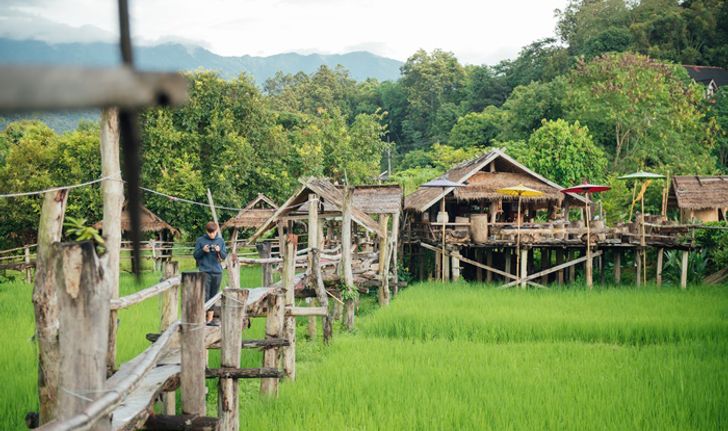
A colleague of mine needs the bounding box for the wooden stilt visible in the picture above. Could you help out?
[556,248,564,285]
[656,248,664,287]
[614,250,622,284]
[568,250,576,283]
[218,285,249,431]
[260,290,283,396]
[475,249,483,282]
[161,261,179,415]
[520,249,528,289]
[636,249,642,287]
[504,249,512,278]
[256,242,273,287]
[442,249,450,281]
[378,214,390,305]
[540,249,549,285]
[281,233,296,380]
[434,250,441,281]
[680,250,689,289]
[341,187,356,331]
[451,250,461,282]
[486,250,493,283]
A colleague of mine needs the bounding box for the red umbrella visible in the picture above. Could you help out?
[560,183,611,289]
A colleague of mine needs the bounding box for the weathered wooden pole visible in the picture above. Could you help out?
[32,189,68,424]
[218,284,249,431]
[341,187,356,331]
[100,107,123,377]
[475,250,483,282]
[614,249,622,284]
[282,232,297,380]
[555,248,564,285]
[181,272,206,416]
[656,248,664,287]
[56,241,111,430]
[378,214,391,305]
[568,250,576,282]
[434,249,441,280]
[680,250,689,289]
[391,211,400,296]
[520,249,528,288]
[305,297,317,340]
[230,228,239,254]
[635,249,643,287]
[451,250,461,282]
[540,248,550,285]
[442,247,450,281]
[24,244,32,283]
[486,250,493,283]
[260,289,284,396]
[160,260,179,415]
[305,195,320,338]
[504,248,512,279]
[256,241,273,287]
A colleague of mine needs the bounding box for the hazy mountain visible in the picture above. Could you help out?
[0,38,403,84]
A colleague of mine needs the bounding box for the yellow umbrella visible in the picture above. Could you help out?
[496,185,544,287]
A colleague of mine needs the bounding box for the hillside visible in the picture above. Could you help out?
[0,38,403,84]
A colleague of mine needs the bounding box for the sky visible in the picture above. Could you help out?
[0,0,569,65]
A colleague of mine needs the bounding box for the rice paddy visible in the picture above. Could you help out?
[1,275,726,430]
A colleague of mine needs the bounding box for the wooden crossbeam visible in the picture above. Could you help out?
[503,250,603,288]
[419,242,517,281]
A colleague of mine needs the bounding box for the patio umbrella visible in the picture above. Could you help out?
[496,184,544,287]
[560,183,611,289]
[618,171,665,285]
[422,178,466,282]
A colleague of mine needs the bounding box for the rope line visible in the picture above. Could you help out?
[0,174,119,198]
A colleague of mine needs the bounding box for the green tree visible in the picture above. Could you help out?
[519,119,608,186]
[565,52,715,172]
[448,106,502,148]
[499,77,567,141]
[707,87,728,170]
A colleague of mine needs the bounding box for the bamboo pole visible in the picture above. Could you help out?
[101,107,123,377]
[656,248,664,287]
[614,250,622,284]
[341,187,356,331]
[282,233,297,380]
[680,251,689,289]
[519,248,528,289]
[585,193,593,289]
[378,214,390,305]
[32,189,68,424]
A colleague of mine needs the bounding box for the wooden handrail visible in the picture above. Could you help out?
[110,276,181,310]
[36,321,180,431]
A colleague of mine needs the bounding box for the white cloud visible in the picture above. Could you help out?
[0,0,568,65]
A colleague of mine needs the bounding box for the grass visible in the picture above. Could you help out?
[238,283,728,430]
[1,272,727,430]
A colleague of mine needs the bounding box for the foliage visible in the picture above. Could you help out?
[498,77,567,141]
[707,87,728,171]
[693,221,728,273]
[513,119,608,186]
[566,52,715,172]
[63,217,105,253]
[448,106,502,148]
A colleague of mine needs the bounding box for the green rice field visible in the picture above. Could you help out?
[1,272,727,430]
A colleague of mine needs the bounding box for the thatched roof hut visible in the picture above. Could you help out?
[404,148,586,213]
[669,176,728,222]
[248,177,385,243]
[94,203,179,237]
[222,194,278,230]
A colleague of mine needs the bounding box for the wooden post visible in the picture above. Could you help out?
[568,250,576,282]
[391,212,400,296]
[341,187,356,331]
[486,250,493,283]
[256,242,273,287]
[160,261,179,415]
[24,245,32,283]
[181,272,206,415]
[218,285,249,431]
[614,250,622,284]
[260,288,284,396]
[442,248,450,281]
[56,241,110,430]
[32,189,68,424]
[656,248,664,287]
[282,232,297,380]
[451,250,461,281]
[680,250,689,289]
[100,107,123,377]
[230,228,239,254]
[635,249,642,287]
[378,214,390,305]
[540,249,549,285]
[585,247,593,289]
[520,249,528,288]
[306,298,317,340]
[504,248,512,278]
[475,250,483,282]
[434,250,441,281]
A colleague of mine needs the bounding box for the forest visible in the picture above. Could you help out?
[1,0,727,247]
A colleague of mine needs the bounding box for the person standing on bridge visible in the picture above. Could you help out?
[193,221,227,326]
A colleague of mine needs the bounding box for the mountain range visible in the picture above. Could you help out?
[0,38,403,84]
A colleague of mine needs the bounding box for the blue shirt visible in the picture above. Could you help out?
[193,234,227,273]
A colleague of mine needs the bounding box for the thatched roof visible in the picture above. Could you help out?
[347,185,403,214]
[670,176,728,210]
[248,177,384,243]
[454,171,562,202]
[222,194,278,230]
[94,204,179,236]
[404,148,586,212]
